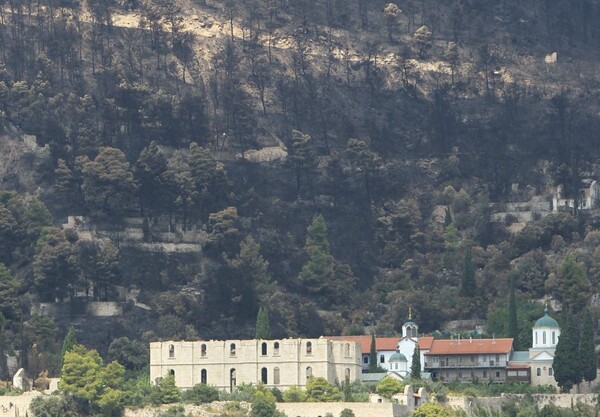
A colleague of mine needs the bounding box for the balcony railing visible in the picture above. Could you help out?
[425,361,506,369]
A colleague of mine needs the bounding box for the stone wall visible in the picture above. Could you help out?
[276,402,409,417]
[446,393,599,413]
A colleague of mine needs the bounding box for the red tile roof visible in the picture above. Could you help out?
[325,336,400,353]
[425,338,513,355]
[418,336,434,350]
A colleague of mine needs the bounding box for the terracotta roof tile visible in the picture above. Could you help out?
[325,336,400,353]
[425,338,513,355]
[418,336,434,350]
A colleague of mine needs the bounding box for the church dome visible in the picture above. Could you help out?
[534,308,559,328]
[403,321,417,327]
[389,351,407,362]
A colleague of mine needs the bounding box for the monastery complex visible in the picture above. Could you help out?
[150,308,561,390]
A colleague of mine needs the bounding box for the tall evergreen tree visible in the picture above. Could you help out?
[580,309,597,385]
[368,334,378,372]
[460,248,476,297]
[60,327,77,369]
[553,311,582,392]
[299,215,335,293]
[255,306,271,339]
[507,272,519,350]
[411,345,421,379]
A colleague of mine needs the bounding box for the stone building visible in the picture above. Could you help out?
[424,338,514,382]
[150,338,362,391]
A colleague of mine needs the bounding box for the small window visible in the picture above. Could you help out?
[274,367,280,385]
[549,367,553,376]
[552,331,556,345]
[261,367,268,384]
[543,331,546,344]
[380,354,385,364]
[274,342,280,355]
[537,368,541,376]
[201,369,207,384]
[306,366,312,381]
[169,369,175,377]
[363,356,369,364]
[395,363,398,370]
[168,344,175,358]
[306,342,312,354]
[201,344,207,357]
[345,368,350,379]
[483,370,487,378]
[495,354,500,363]
[495,371,500,378]
[470,355,475,363]
[230,343,236,356]
[344,343,350,357]
[261,342,267,356]
[535,332,538,345]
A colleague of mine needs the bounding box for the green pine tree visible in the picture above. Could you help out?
[368,334,378,372]
[460,248,476,297]
[299,215,335,293]
[411,345,421,379]
[507,272,519,350]
[553,312,582,392]
[255,306,271,339]
[580,309,597,385]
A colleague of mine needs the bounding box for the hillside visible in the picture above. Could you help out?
[1,0,600,379]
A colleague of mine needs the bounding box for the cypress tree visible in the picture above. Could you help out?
[255,306,271,339]
[368,334,378,372]
[60,327,77,369]
[411,345,421,379]
[553,312,582,392]
[580,309,597,385]
[507,272,519,350]
[460,248,476,297]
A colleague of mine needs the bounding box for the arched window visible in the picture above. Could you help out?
[344,343,350,357]
[549,367,553,376]
[543,331,546,344]
[395,363,398,370]
[169,369,175,377]
[535,332,538,345]
[306,342,312,354]
[306,366,312,381]
[552,331,556,345]
[274,342,280,355]
[261,342,267,356]
[261,367,268,384]
[201,369,207,384]
[345,368,350,379]
[274,367,280,385]
[168,344,175,358]
[230,369,237,392]
[380,354,385,364]
[536,368,541,376]
[230,343,236,356]
[201,344,207,357]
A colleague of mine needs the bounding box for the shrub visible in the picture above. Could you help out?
[183,383,219,404]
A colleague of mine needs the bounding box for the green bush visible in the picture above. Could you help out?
[183,383,219,404]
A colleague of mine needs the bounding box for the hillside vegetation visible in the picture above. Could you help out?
[1,0,600,379]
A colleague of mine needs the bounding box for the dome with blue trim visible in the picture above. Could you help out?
[534,308,559,328]
[389,351,407,362]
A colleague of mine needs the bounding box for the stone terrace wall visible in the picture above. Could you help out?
[446,393,598,412]
[276,402,410,417]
